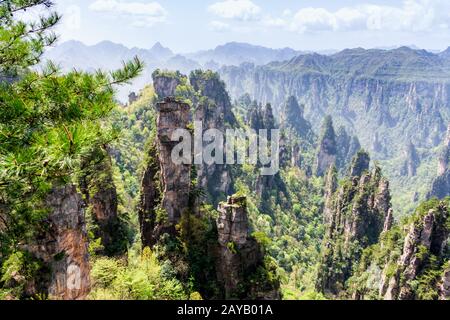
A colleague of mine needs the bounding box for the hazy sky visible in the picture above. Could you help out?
[53,0,450,52]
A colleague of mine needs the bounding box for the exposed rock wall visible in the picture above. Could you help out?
[139,98,191,246]
[138,142,161,248]
[317,151,392,296]
[401,142,420,177]
[28,185,90,300]
[315,116,337,177]
[381,202,450,300]
[80,148,123,255]
[440,265,450,300]
[219,53,449,159]
[428,123,450,199]
[157,98,191,225]
[190,71,235,201]
[215,196,280,299]
[152,70,185,99]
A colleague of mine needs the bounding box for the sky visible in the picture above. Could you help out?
[52,0,450,53]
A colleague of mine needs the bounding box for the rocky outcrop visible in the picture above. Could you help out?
[138,142,161,248]
[401,142,420,177]
[317,151,392,296]
[215,195,280,300]
[157,98,191,225]
[80,148,124,256]
[247,102,287,210]
[128,91,138,105]
[139,98,191,246]
[219,48,449,160]
[381,201,450,300]
[279,96,315,170]
[190,70,235,201]
[348,150,370,177]
[428,124,450,199]
[439,265,450,300]
[27,185,90,300]
[323,166,338,226]
[315,116,337,177]
[281,96,313,141]
[152,69,185,99]
[336,127,361,173]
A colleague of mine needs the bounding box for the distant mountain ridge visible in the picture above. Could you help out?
[186,41,304,67]
[43,40,307,101]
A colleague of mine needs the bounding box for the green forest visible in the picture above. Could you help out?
[0,1,449,301]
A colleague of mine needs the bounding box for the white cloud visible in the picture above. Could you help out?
[286,0,450,34]
[64,5,81,31]
[210,20,232,32]
[208,0,261,21]
[89,0,167,27]
[264,16,288,28]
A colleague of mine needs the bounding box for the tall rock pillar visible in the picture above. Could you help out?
[156,97,192,225]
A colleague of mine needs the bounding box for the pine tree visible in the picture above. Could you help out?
[0,0,143,282]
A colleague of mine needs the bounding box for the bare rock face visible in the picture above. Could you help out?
[190,70,235,202]
[138,142,161,248]
[428,123,450,199]
[383,209,394,233]
[323,166,338,226]
[152,70,184,99]
[336,126,361,173]
[315,116,337,177]
[28,185,90,300]
[80,149,123,255]
[281,96,313,142]
[139,98,191,246]
[349,150,370,177]
[157,98,192,225]
[317,152,392,296]
[382,203,450,300]
[215,196,280,300]
[128,91,138,105]
[401,142,420,177]
[439,265,450,300]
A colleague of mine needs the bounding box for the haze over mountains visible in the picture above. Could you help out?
[43,40,307,101]
[43,40,450,103]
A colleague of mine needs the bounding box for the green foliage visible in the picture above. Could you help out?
[0,0,142,297]
[247,256,281,298]
[176,205,221,299]
[89,245,187,300]
[252,231,272,249]
[227,241,238,254]
[0,250,41,298]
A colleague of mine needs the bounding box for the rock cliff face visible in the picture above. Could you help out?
[315,116,337,177]
[215,196,280,299]
[281,96,313,141]
[152,70,185,99]
[381,201,450,300]
[219,48,449,160]
[315,116,361,177]
[190,70,235,201]
[138,142,161,248]
[157,98,192,225]
[336,127,361,173]
[279,96,315,170]
[401,142,420,177]
[80,148,124,255]
[428,124,450,199]
[247,102,287,210]
[139,98,191,246]
[317,151,392,296]
[28,185,90,300]
[440,265,450,300]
